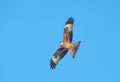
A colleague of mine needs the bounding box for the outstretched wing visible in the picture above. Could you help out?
[63,17,74,43]
[50,47,68,69]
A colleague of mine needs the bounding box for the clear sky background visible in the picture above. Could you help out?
[0,0,120,82]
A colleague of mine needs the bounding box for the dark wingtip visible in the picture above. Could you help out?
[79,41,81,43]
[65,17,74,25]
[50,59,56,69]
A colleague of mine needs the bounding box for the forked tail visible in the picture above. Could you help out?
[69,41,81,58]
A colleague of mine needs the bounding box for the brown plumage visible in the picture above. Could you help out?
[50,17,81,69]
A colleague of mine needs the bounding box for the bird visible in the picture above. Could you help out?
[50,17,81,69]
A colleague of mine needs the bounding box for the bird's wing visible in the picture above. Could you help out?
[63,17,74,43]
[63,27,70,42]
[50,47,68,69]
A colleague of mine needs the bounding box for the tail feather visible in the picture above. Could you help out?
[69,41,81,58]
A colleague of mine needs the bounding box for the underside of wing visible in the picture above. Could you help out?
[50,47,68,69]
[66,27,73,43]
[63,27,70,42]
[63,17,74,43]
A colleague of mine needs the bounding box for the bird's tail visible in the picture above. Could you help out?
[69,41,81,58]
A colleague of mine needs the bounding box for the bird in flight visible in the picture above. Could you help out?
[50,17,81,69]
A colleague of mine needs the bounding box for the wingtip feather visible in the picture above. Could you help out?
[50,59,56,69]
[65,17,74,25]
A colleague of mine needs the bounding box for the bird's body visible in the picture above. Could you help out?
[60,41,72,49]
[50,17,81,69]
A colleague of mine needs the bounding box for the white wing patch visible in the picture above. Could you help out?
[52,56,60,64]
[65,24,73,32]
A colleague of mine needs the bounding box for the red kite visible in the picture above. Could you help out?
[50,17,81,69]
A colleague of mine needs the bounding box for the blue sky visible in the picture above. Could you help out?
[0,0,120,82]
